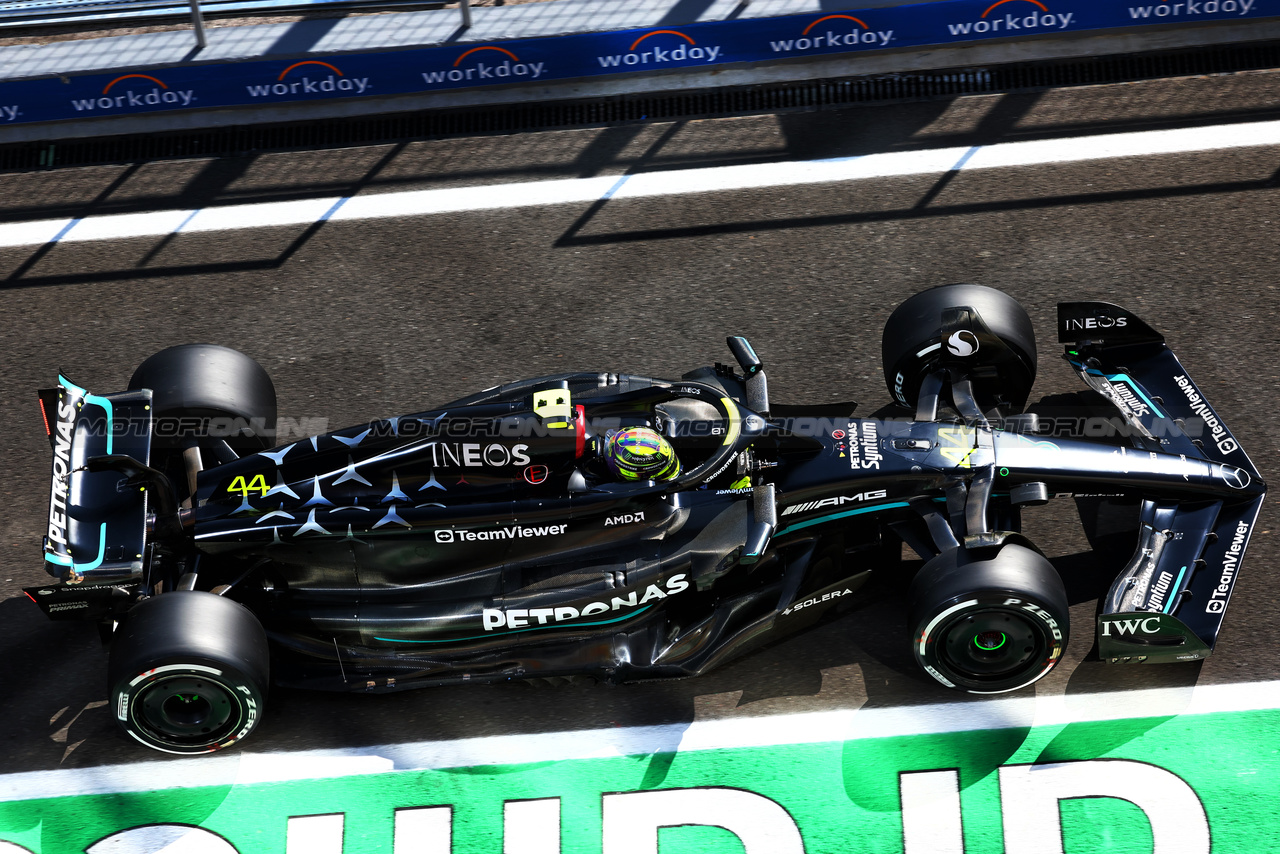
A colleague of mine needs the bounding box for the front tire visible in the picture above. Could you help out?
[882,284,1037,412]
[909,544,1068,694]
[108,592,269,754]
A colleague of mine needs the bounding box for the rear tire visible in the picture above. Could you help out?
[108,592,269,754]
[909,544,1068,694]
[129,344,277,453]
[882,284,1037,412]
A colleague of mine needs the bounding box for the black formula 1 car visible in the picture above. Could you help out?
[29,285,1265,754]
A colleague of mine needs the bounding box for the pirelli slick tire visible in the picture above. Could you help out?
[129,343,277,452]
[909,544,1068,694]
[882,284,1037,413]
[108,592,269,754]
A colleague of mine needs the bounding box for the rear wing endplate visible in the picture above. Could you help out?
[40,376,153,581]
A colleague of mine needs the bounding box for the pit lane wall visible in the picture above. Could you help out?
[1,0,1279,137]
[2,682,1279,853]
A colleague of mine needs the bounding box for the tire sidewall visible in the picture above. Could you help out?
[112,659,266,755]
[909,544,1069,694]
[913,589,1067,694]
[108,592,269,754]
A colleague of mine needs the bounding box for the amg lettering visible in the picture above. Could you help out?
[781,489,888,516]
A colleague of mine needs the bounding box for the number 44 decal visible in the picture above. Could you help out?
[228,474,269,497]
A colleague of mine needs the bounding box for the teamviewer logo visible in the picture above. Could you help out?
[435,530,455,543]
[1206,599,1226,614]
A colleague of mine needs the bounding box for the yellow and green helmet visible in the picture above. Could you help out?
[605,427,681,482]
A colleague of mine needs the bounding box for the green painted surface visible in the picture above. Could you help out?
[1,707,1277,853]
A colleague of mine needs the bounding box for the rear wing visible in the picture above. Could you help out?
[1058,302,1266,661]
[37,376,153,582]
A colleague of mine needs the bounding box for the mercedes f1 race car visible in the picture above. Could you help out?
[29,285,1265,754]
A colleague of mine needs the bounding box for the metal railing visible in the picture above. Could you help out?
[0,0,474,45]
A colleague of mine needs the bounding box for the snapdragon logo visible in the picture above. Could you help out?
[421,46,546,86]
[769,14,894,54]
[1130,0,1255,17]
[247,61,371,99]
[72,74,196,113]
[947,0,1074,36]
[597,30,722,69]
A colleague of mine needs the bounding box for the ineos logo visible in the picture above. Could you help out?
[946,330,980,358]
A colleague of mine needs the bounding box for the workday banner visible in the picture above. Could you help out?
[0,0,1275,127]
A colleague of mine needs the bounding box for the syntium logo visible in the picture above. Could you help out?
[947,0,1074,35]
[247,61,371,98]
[597,30,722,69]
[71,74,196,113]
[422,46,546,85]
[768,14,894,53]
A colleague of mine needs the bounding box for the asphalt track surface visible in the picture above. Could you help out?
[1,68,1279,772]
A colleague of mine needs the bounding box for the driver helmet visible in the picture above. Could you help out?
[605,427,681,482]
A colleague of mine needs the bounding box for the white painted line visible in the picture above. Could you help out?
[1,679,1278,804]
[0,119,1278,250]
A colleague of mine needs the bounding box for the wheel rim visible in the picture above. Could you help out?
[135,675,240,748]
[937,608,1043,684]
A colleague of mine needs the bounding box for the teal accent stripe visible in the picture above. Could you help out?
[84,393,114,455]
[776,502,910,537]
[1083,368,1166,418]
[1106,373,1165,418]
[375,604,653,644]
[1165,565,1190,615]
[57,374,86,397]
[57,375,115,454]
[73,522,108,572]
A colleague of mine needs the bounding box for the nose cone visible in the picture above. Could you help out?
[1213,463,1264,496]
